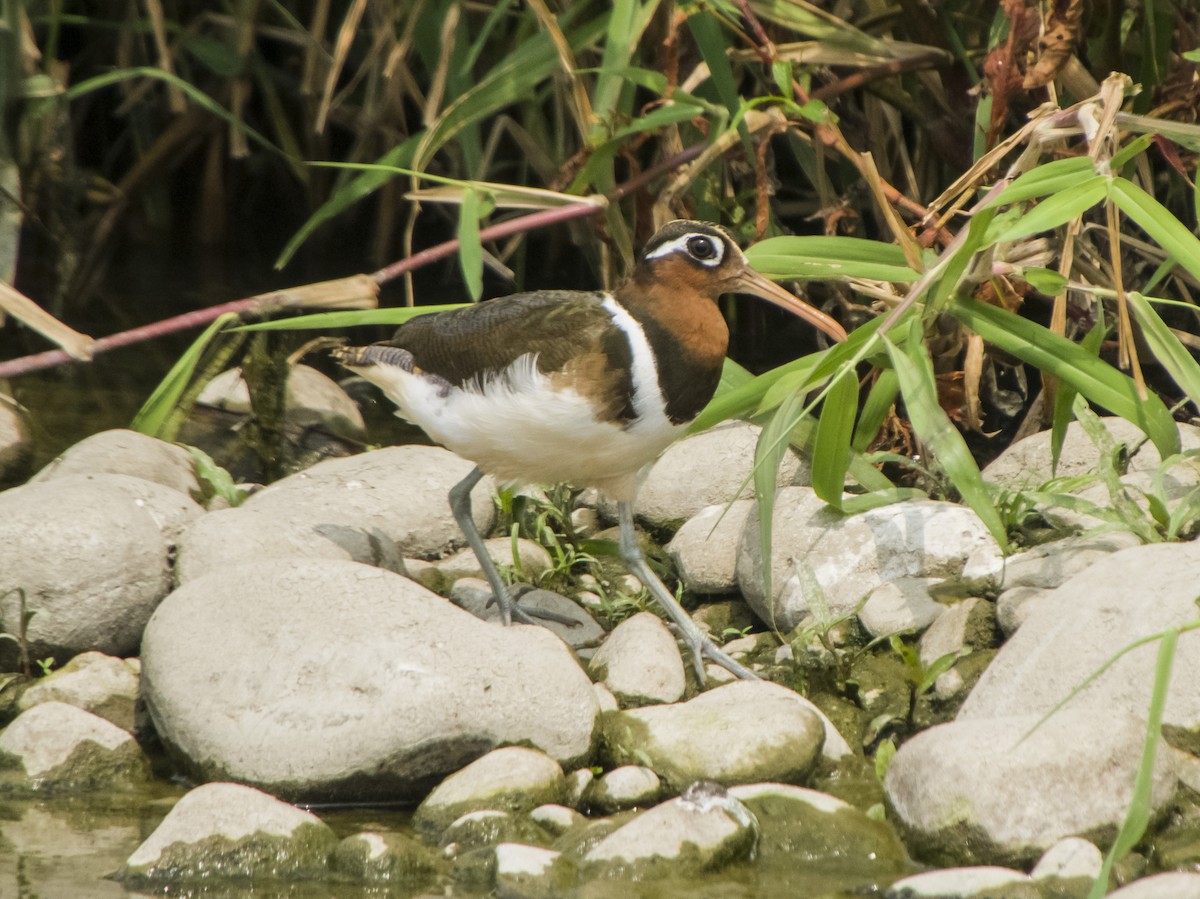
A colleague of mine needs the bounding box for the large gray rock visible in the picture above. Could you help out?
[32,428,201,499]
[884,866,1037,898]
[16,651,139,731]
[601,680,831,789]
[117,782,336,884]
[141,558,598,802]
[668,499,755,595]
[176,445,495,581]
[883,710,1179,866]
[0,474,202,663]
[587,612,685,706]
[0,701,150,793]
[959,541,1200,736]
[1109,872,1200,898]
[737,488,1003,631]
[630,422,809,528]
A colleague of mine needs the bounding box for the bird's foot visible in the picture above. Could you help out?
[679,627,760,683]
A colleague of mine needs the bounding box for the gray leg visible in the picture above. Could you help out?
[448,467,578,627]
[449,466,518,626]
[617,501,759,683]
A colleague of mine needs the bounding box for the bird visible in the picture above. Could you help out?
[334,220,848,682]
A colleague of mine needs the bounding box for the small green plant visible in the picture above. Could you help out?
[184,445,253,508]
[888,634,969,726]
[35,656,55,677]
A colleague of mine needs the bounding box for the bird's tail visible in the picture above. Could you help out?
[331,345,416,371]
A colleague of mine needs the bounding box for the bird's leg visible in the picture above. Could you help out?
[448,467,577,627]
[617,501,759,683]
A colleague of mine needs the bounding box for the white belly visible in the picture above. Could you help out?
[358,353,684,501]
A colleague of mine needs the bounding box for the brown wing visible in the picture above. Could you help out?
[382,290,638,423]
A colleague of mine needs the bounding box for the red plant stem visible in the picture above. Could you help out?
[0,142,709,380]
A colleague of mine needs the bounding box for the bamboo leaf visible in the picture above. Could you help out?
[458,188,484,300]
[1051,321,1107,476]
[950,298,1180,459]
[983,157,1096,209]
[853,368,899,452]
[885,321,1008,549]
[234,306,468,332]
[1128,293,1200,412]
[131,314,239,437]
[1110,178,1200,285]
[811,371,859,506]
[746,236,922,283]
[988,176,1107,244]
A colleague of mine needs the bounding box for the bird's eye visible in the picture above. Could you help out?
[687,236,717,260]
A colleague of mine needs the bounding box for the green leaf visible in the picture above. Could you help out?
[458,188,484,300]
[853,368,899,452]
[950,297,1180,459]
[988,176,1107,244]
[1022,267,1069,295]
[983,157,1096,209]
[811,371,858,506]
[885,320,1007,549]
[1051,320,1106,476]
[1127,293,1200,412]
[1110,178,1200,285]
[131,314,239,438]
[746,236,922,282]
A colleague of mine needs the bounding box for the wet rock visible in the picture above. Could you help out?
[737,488,1003,631]
[141,559,598,802]
[588,612,685,706]
[449,579,604,655]
[31,428,201,500]
[884,865,1037,898]
[530,804,584,836]
[918,598,992,699]
[858,578,945,638]
[176,446,495,581]
[564,768,594,808]
[494,842,562,899]
[1109,871,1200,898]
[577,782,757,878]
[332,830,441,883]
[413,747,565,837]
[16,651,139,731]
[668,499,754,595]
[601,680,830,789]
[439,809,550,856]
[117,782,336,884]
[728,782,912,876]
[1030,836,1103,889]
[622,422,809,529]
[0,701,150,793]
[883,710,1179,866]
[0,474,201,664]
[0,397,32,485]
[586,765,662,813]
[959,541,1200,738]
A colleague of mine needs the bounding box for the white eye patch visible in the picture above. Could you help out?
[643,232,727,267]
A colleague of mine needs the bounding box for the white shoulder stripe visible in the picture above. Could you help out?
[601,295,670,427]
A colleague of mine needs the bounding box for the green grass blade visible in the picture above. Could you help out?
[131,313,239,437]
[853,368,899,452]
[686,11,743,123]
[811,371,858,505]
[234,305,468,332]
[275,135,422,269]
[1088,627,1179,899]
[1051,321,1106,476]
[591,0,659,139]
[458,188,484,300]
[753,388,811,615]
[885,320,1007,549]
[950,297,1180,459]
[745,236,922,283]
